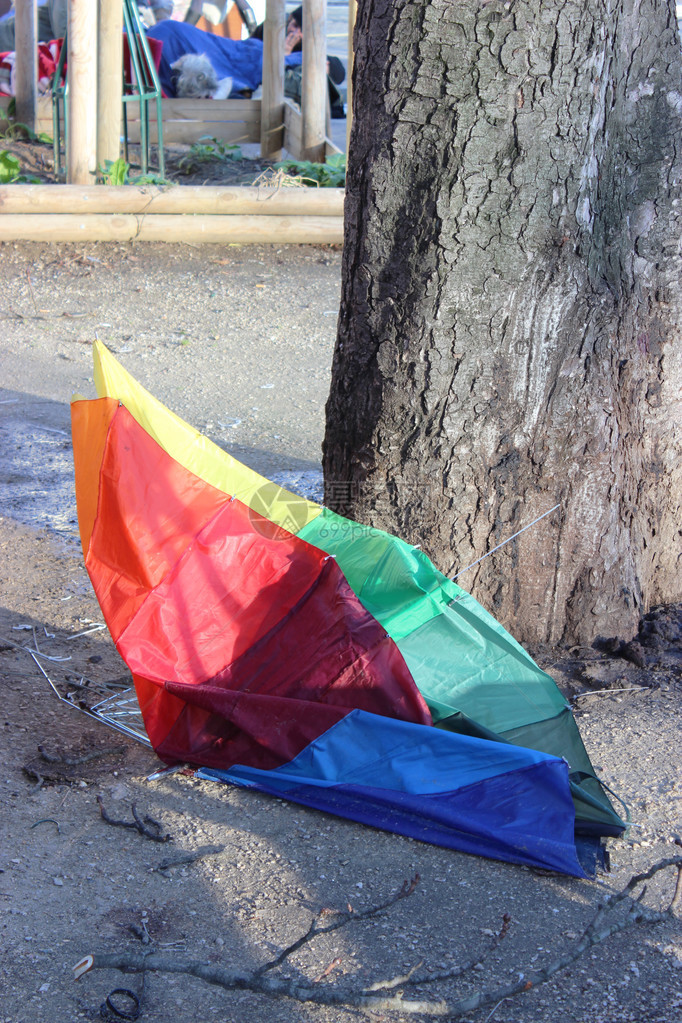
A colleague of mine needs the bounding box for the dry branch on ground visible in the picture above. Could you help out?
[76,852,682,1018]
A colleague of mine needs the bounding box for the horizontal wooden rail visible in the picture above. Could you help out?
[126,98,261,145]
[0,211,344,244]
[0,96,264,144]
[0,184,344,216]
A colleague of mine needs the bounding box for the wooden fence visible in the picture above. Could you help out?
[0,182,345,243]
[0,0,348,243]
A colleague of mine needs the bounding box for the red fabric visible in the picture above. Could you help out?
[123,33,163,90]
[0,35,163,97]
[72,400,431,770]
[0,39,63,96]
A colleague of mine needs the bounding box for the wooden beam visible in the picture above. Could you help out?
[260,0,285,159]
[0,184,345,216]
[347,0,356,152]
[124,97,262,145]
[68,0,98,184]
[0,213,345,244]
[14,0,37,131]
[283,97,339,162]
[283,97,303,159]
[97,0,123,170]
[141,98,263,120]
[127,119,260,147]
[0,96,271,147]
[301,0,326,163]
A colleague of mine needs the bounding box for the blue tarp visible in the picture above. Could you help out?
[146,20,302,97]
[199,709,587,877]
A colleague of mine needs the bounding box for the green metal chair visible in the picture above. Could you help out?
[52,0,165,180]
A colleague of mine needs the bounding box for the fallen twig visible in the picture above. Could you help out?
[30,818,60,834]
[75,854,682,1017]
[255,873,420,977]
[97,796,172,843]
[484,998,508,1022]
[313,956,343,983]
[572,686,646,700]
[1,307,92,322]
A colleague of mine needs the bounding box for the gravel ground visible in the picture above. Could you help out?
[0,240,681,1023]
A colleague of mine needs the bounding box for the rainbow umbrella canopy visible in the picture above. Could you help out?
[69,342,626,877]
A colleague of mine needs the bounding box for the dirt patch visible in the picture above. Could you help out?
[0,241,681,1023]
[1,131,301,187]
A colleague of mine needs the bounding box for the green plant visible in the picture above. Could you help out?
[135,173,170,184]
[98,158,169,186]
[274,153,345,188]
[177,136,242,174]
[0,120,52,144]
[0,150,40,183]
[0,151,21,182]
[99,157,130,186]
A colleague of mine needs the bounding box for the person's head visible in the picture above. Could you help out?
[287,6,303,31]
[251,5,302,43]
[151,0,173,21]
[285,6,303,53]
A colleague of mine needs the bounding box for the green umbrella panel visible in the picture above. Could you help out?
[298,509,624,836]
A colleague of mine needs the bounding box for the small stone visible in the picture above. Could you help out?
[53,877,64,886]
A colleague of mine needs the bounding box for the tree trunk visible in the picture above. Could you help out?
[323,0,682,646]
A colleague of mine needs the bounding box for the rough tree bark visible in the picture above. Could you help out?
[323,0,682,646]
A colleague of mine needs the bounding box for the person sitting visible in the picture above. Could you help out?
[147,11,345,114]
[251,5,345,117]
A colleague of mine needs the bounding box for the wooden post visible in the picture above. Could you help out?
[14,0,37,131]
[68,0,98,184]
[97,0,123,172]
[260,0,285,159]
[346,0,356,152]
[301,0,326,163]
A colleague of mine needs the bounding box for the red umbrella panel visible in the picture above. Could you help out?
[71,397,431,770]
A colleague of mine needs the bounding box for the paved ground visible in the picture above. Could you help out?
[0,239,680,1023]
